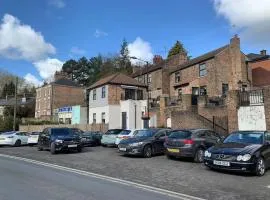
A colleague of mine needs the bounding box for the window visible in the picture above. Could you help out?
[175,71,180,83]
[265,132,270,141]
[101,86,106,98]
[178,89,182,98]
[93,113,96,124]
[137,90,143,100]
[93,89,96,100]
[199,64,207,77]
[125,89,136,100]
[101,112,106,124]
[222,83,229,96]
[200,86,207,96]
[148,74,152,84]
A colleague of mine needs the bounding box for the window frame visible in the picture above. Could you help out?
[175,71,180,83]
[199,63,207,77]
[101,86,106,98]
[101,112,106,124]
[148,74,152,84]
[93,113,96,124]
[93,89,97,100]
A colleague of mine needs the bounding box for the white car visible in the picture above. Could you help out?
[115,130,138,145]
[28,132,40,146]
[0,131,29,146]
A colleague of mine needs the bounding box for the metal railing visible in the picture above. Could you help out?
[239,90,264,106]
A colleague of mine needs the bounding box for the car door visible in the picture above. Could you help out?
[196,130,212,149]
[19,132,27,144]
[208,131,221,146]
[44,129,51,148]
[153,130,167,154]
[264,132,270,167]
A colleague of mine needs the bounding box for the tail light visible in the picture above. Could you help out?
[184,139,194,145]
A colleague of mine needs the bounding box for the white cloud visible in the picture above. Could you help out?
[94,29,108,38]
[70,46,86,55]
[24,73,42,87]
[213,0,270,46]
[0,14,56,61]
[128,37,154,65]
[48,0,66,8]
[33,58,63,81]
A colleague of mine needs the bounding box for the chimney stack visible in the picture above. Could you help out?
[153,55,163,65]
[260,50,267,56]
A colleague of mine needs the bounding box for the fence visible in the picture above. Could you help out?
[239,90,264,106]
[19,123,109,133]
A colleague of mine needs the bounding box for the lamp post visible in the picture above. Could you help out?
[130,56,150,128]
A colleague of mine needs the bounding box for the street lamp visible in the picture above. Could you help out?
[130,56,150,128]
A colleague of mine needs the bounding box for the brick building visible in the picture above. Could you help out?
[35,79,84,120]
[87,73,148,129]
[247,50,270,87]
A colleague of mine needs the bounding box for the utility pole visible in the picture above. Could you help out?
[13,77,18,131]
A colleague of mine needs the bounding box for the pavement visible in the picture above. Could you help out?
[0,146,269,200]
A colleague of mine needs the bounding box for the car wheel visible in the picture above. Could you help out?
[255,157,266,176]
[37,145,43,151]
[14,140,21,147]
[50,143,56,155]
[194,148,205,163]
[143,145,152,158]
[77,146,82,153]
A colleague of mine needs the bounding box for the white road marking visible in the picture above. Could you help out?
[0,154,206,200]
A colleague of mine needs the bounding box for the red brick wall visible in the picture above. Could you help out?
[250,59,270,87]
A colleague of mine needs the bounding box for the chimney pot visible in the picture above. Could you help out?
[260,50,267,56]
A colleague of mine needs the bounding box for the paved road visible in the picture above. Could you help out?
[0,156,195,200]
[0,146,269,200]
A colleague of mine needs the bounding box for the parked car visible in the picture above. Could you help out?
[81,131,103,146]
[37,128,83,154]
[118,128,170,158]
[204,131,270,176]
[71,128,84,135]
[101,129,123,147]
[28,132,41,146]
[164,129,222,162]
[115,130,139,145]
[0,131,29,146]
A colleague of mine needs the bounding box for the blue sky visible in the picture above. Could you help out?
[0,0,269,85]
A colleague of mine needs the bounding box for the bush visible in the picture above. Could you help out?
[20,120,63,125]
[0,116,20,131]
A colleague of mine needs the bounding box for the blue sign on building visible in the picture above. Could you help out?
[58,106,72,113]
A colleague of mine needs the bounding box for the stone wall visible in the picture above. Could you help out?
[19,123,109,133]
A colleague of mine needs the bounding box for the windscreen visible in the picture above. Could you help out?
[223,132,264,144]
[51,129,71,136]
[168,131,192,139]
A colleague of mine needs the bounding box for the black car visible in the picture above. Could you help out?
[204,131,270,176]
[118,128,170,158]
[38,128,83,154]
[71,128,84,135]
[164,129,222,162]
[81,131,103,147]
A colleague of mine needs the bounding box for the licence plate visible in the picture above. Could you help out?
[68,145,77,148]
[213,160,230,166]
[167,148,179,153]
[119,148,126,151]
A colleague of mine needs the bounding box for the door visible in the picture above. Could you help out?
[20,132,29,144]
[122,112,127,129]
[153,130,167,154]
[192,87,199,105]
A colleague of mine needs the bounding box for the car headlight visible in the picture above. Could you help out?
[236,155,243,161]
[204,150,211,158]
[242,154,251,161]
[55,139,63,143]
[130,142,143,147]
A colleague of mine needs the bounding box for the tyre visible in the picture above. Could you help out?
[255,157,266,176]
[143,145,152,158]
[194,148,205,163]
[77,146,82,153]
[37,145,43,151]
[166,154,174,160]
[50,143,56,155]
[14,140,21,147]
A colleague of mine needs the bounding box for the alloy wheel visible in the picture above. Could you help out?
[256,158,265,176]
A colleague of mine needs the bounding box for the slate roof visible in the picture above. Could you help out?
[87,73,147,90]
[246,53,270,62]
[0,97,35,106]
[170,45,229,73]
[51,78,81,87]
[132,60,166,78]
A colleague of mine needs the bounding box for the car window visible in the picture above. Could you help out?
[168,130,192,139]
[265,132,270,141]
[51,128,71,136]
[197,131,206,138]
[16,132,22,136]
[119,130,131,135]
[105,129,122,135]
[155,130,166,138]
[207,131,220,139]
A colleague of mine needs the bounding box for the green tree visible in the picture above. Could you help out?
[118,39,132,74]
[1,82,15,98]
[167,41,188,59]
